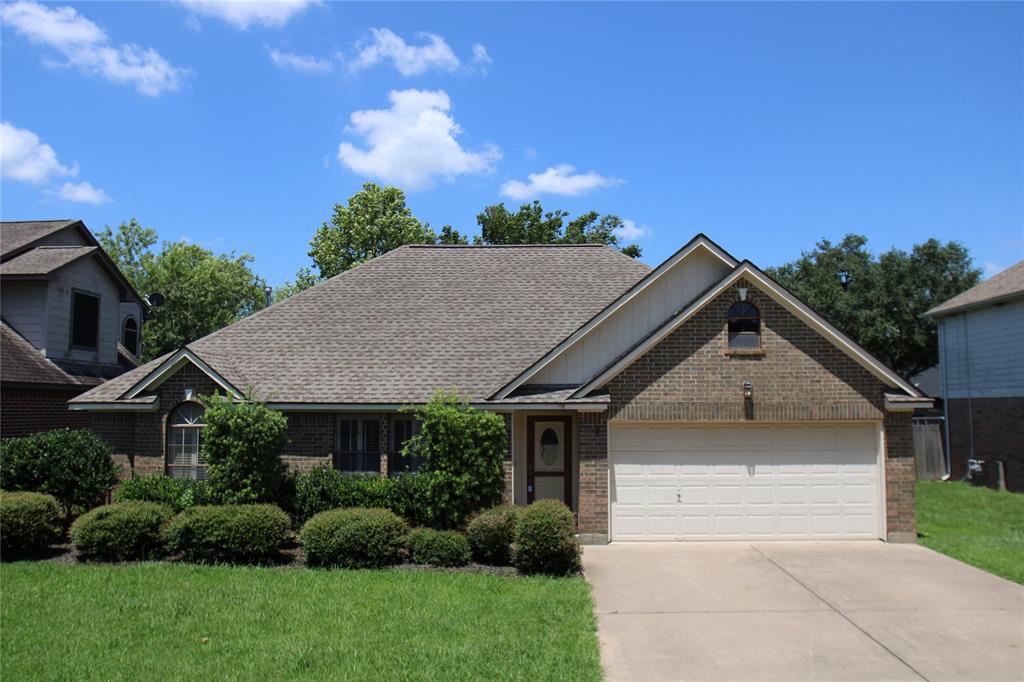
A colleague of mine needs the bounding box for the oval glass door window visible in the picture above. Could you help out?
[540,427,560,466]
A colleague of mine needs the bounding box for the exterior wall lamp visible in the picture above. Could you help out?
[743,381,753,400]
[184,388,195,401]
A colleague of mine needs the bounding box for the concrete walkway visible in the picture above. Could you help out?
[583,542,1024,681]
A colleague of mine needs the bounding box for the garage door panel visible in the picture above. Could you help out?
[610,424,880,541]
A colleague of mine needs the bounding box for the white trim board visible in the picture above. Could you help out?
[491,235,738,400]
[121,348,243,400]
[572,261,923,400]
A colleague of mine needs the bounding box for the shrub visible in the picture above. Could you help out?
[292,468,449,528]
[0,491,63,555]
[300,508,407,569]
[163,504,290,564]
[70,502,173,562]
[0,429,119,519]
[514,500,581,576]
[113,475,214,512]
[407,528,471,567]
[467,505,519,566]
[401,392,507,527]
[200,394,290,505]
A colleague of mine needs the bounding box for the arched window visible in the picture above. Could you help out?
[727,301,761,350]
[122,317,139,356]
[167,403,206,480]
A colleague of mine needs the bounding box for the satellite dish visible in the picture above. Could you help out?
[147,292,166,307]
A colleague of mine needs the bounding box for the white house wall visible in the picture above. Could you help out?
[1,281,49,352]
[938,299,1024,399]
[531,247,731,384]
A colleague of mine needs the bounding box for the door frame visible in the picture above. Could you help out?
[526,415,573,510]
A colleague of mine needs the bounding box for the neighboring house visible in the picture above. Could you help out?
[71,235,929,543]
[1,220,145,438]
[926,260,1024,491]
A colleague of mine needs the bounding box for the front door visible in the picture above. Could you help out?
[527,416,573,509]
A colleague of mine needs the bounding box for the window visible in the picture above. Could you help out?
[122,317,139,356]
[71,291,100,349]
[390,417,422,475]
[727,301,761,350]
[336,416,382,473]
[167,403,206,480]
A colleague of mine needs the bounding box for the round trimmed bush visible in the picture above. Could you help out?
[466,505,519,566]
[300,508,407,569]
[162,504,290,564]
[407,528,471,567]
[513,499,581,576]
[0,491,63,556]
[71,501,173,562]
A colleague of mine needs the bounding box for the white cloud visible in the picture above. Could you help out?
[349,28,460,76]
[56,181,112,204]
[174,0,317,30]
[337,89,501,191]
[500,164,622,200]
[2,1,185,97]
[616,219,652,241]
[0,122,79,183]
[266,46,332,73]
[471,43,491,74]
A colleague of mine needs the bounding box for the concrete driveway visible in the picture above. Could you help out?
[583,542,1024,681]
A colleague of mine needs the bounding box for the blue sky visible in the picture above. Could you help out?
[2,1,1021,288]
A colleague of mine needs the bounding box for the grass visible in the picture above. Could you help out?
[916,481,1024,584]
[0,563,602,681]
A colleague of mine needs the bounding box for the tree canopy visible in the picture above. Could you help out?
[98,219,267,361]
[474,201,642,257]
[766,234,981,378]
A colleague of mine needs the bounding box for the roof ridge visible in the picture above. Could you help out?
[407,243,608,248]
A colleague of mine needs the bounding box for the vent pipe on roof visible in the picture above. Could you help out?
[264,285,273,309]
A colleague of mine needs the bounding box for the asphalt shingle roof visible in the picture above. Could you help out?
[927,260,1024,317]
[73,245,652,404]
[0,246,97,276]
[0,220,77,259]
[0,321,81,387]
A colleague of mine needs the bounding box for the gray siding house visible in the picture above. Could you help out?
[1,220,145,438]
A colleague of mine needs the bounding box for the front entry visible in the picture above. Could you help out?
[527,416,573,509]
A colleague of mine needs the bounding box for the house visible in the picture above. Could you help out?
[926,260,1024,491]
[70,235,929,543]
[1,220,145,438]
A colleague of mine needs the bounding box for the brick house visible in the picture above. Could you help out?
[926,259,1024,491]
[1,220,144,438]
[70,236,929,543]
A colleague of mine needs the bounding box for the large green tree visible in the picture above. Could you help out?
[474,201,642,257]
[98,219,267,361]
[767,235,981,378]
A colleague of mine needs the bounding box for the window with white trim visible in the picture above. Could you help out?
[335,416,381,473]
[167,403,206,479]
[122,316,139,356]
[727,301,761,350]
[390,416,422,475]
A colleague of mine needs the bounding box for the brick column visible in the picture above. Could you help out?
[884,412,917,543]
[502,413,513,504]
[577,412,609,543]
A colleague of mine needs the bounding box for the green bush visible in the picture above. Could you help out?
[162,504,290,564]
[0,429,119,519]
[292,467,448,528]
[514,500,581,576]
[467,505,519,566]
[113,475,214,512]
[70,502,173,562]
[407,528,471,567]
[0,491,63,555]
[401,392,507,528]
[300,508,407,568]
[200,394,291,505]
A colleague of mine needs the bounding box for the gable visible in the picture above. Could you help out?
[606,278,893,421]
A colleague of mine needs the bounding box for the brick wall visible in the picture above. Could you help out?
[884,412,916,542]
[1,387,89,438]
[577,412,608,539]
[946,397,1024,492]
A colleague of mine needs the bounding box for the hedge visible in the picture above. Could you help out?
[0,491,63,556]
[513,500,581,576]
[71,502,173,562]
[113,475,214,512]
[293,468,443,527]
[162,504,290,564]
[467,505,519,566]
[407,528,471,567]
[300,507,407,569]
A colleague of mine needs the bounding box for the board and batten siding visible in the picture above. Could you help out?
[45,255,125,365]
[938,298,1024,399]
[530,248,731,385]
[1,281,49,352]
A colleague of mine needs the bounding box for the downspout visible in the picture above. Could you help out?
[962,311,976,480]
[939,322,952,480]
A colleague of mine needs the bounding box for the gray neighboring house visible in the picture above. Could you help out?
[1,220,145,438]
[926,259,1024,490]
[71,235,929,543]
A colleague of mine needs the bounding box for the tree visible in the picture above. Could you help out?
[98,220,267,361]
[767,234,981,378]
[474,201,642,257]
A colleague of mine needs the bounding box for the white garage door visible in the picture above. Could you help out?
[610,424,882,541]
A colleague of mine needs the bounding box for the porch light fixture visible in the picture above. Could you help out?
[743,381,753,400]
[184,388,195,401]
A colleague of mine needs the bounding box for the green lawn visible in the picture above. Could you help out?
[916,481,1024,584]
[1,563,602,681]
